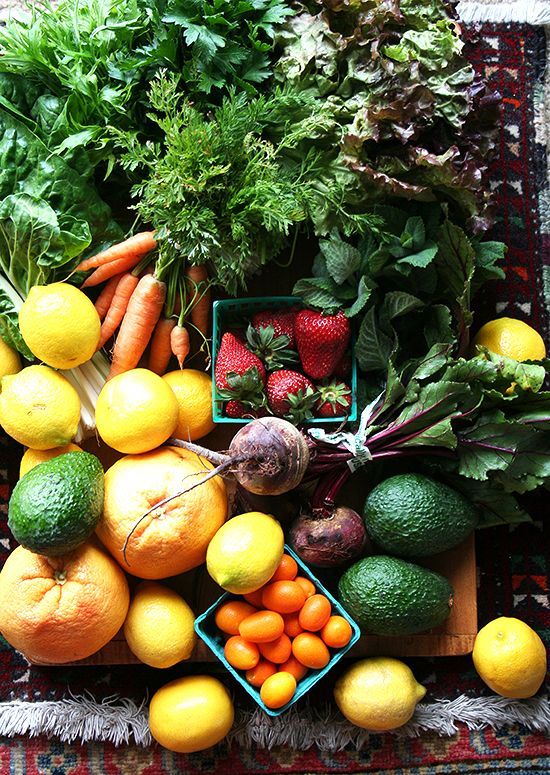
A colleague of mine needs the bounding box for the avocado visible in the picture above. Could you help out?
[363,473,478,558]
[338,555,453,635]
[8,451,104,555]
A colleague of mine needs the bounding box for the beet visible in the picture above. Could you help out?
[290,506,370,568]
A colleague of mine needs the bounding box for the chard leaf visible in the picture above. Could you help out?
[458,348,547,393]
[441,476,532,528]
[399,415,457,449]
[409,343,452,382]
[0,284,32,360]
[457,410,536,481]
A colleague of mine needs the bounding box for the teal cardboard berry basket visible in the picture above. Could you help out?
[211,296,358,424]
[194,545,361,717]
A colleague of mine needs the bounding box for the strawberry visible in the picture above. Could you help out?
[333,352,352,380]
[252,308,298,348]
[225,400,268,419]
[215,332,266,392]
[294,310,351,380]
[246,324,299,371]
[266,370,318,424]
[315,380,352,418]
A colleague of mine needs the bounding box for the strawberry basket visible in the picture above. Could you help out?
[212,297,358,424]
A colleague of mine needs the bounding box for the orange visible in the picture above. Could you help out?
[292,632,330,670]
[260,672,296,709]
[239,611,285,643]
[270,554,298,582]
[243,588,265,607]
[299,595,332,632]
[224,636,260,670]
[258,633,292,664]
[97,446,227,579]
[215,601,257,635]
[279,655,308,682]
[294,576,316,599]
[246,660,277,688]
[0,542,129,664]
[321,616,353,648]
[282,612,304,639]
[261,580,307,614]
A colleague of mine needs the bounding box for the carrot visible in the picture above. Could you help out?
[185,264,211,337]
[108,275,166,379]
[94,274,123,320]
[170,324,190,369]
[148,317,177,375]
[76,231,157,273]
[97,273,140,350]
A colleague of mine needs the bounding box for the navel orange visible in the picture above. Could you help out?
[0,542,129,664]
[97,446,228,579]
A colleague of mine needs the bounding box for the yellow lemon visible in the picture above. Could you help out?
[472,318,546,362]
[206,512,284,594]
[148,675,234,753]
[0,338,21,379]
[0,365,80,449]
[334,657,426,732]
[162,369,215,441]
[123,581,196,668]
[19,443,83,478]
[472,617,547,698]
[95,368,179,454]
[19,283,101,369]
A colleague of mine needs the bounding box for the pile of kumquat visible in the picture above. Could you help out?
[214,554,353,709]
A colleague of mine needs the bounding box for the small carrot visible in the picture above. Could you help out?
[170,324,190,369]
[94,274,122,321]
[108,275,166,379]
[76,231,157,273]
[185,264,211,337]
[97,273,140,351]
[148,317,177,375]
[82,253,149,288]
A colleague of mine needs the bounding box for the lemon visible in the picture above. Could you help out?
[206,511,284,594]
[19,283,101,370]
[162,369,215,441]
[334,657,426,732]
[472,318,546,362]
[19,443,83,478]
[0,365,80,450]
[148,675,234,753]
[0,338,21,379]
[123,581,196,668]
[95,368,179,454]
[472,617,547,698]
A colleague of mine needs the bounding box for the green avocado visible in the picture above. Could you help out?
[363,473,478,558]
[338,555,454,636]
[8,451,104,555]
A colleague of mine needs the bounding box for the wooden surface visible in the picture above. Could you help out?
[44,534,477,667]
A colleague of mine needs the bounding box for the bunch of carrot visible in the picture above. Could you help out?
[75,231,211,379]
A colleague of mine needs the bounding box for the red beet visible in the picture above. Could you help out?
[290,506,370,568]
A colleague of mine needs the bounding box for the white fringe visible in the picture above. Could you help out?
[457,0,550,24]
[0,693,548,749]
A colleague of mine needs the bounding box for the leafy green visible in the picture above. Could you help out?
[0,281,33,360]
[114,73,377,294]
[275,0,500,229]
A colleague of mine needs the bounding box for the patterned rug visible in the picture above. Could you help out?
[0,19,549,775]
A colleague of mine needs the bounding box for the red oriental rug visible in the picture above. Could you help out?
[0,20,549,775]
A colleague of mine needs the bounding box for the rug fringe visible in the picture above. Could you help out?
[0,693,548,748]
[457,1,550,24]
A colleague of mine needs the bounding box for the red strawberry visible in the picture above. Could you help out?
[252,308,299,348]
[266,370,318,424]
[315,381,352,418]
[215,332,266,391]
[225,400,268,419]
[333,352,352,379]
[295,310,351,380]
